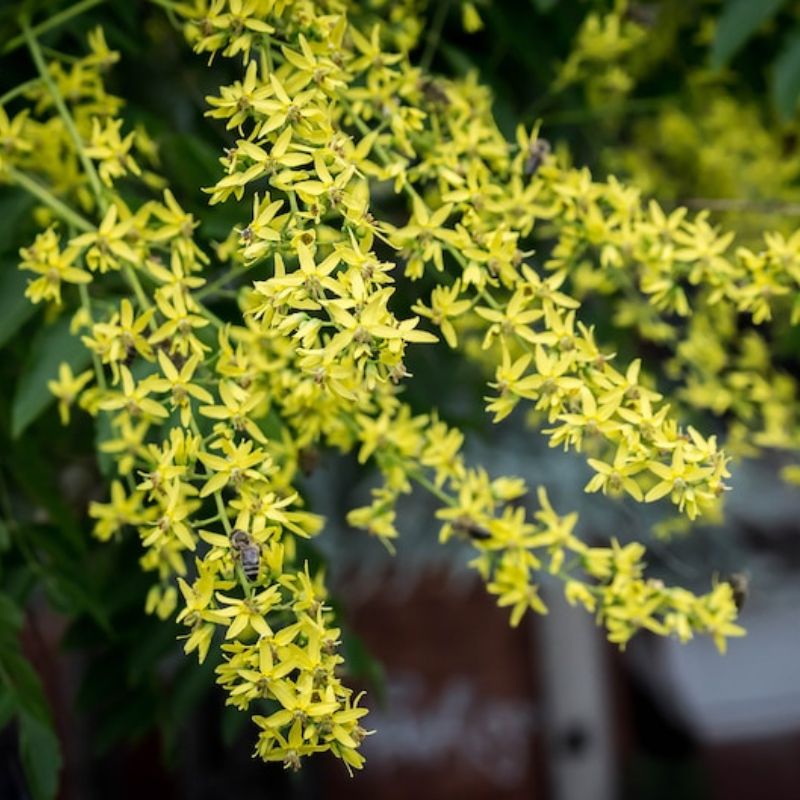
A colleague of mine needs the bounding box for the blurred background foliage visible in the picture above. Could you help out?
[1,0,800,797]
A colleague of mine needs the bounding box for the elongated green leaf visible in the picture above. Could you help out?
[19,711,62,800]
[0,592,62,800]
[0,687,15,728]
[0,519,10,552]
[160,656,215,756]
[0,638,51,725]
[0,592,23,634]
[0,189,34,250]
[773,32,800,119]
[92,684,158,755]
[710,0,788,68]
[6,443,82,548]
[21,525,110,632]
[0,262,37,348]
[11,315,91,438]
[221,704,248,747]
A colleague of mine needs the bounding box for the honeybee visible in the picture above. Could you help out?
[419,77,450,107]
[524,137,551,177]
[625,4,658,28]
[298,447,321,477]
[239,224,254,245]
[230,528,262,581]
[122,340,137,367]
[727,572,749,612]
[452,515,492,541]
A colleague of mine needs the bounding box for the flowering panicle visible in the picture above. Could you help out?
[5,0,783,773]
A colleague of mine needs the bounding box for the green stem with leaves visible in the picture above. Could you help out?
[21,16,106,208]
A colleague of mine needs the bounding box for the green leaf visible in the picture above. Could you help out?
[0,261,37,348]
[125,619,180,681]
[167,657,215,722]
[11,314,91,438]
[5,444,82,549]
[0,188,34,252]
[19,711,62,800]
[531,0,558,10]
[0,519,10,552]
[0,592,23,633]
[0,641,51,724]
[773,32,800,119]
[22,525,110,633]
[160,656,215,756]
[710,0,788,68]
[92,685,158,755]
[0,686,15,728]
[221,704,248,748]
[0,592,62,799]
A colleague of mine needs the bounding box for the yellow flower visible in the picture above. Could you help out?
[216,585,281,639]
[0,106,33,169]
[100,364,169,420]
[586,445,647,501]
[645,445,714,519]
[70,204,138,272]
[19,228,91,305]
[88,479,150,541]
[141,479,199,551]
[476,289,543,349]
[84,297,154,370]
[487,550,548,627]
[149,350,213,426]
[259,74,326,137]
[206,60,272,131]
[84,117,140,186]
[48,363,93,424]
[197,439,269,497]
[199,380,268,442]
[325,288,437,360]
[412,279,472,348]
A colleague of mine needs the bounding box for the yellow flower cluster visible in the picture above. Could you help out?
[544,0,800,477]
[4,0,778,772]
[536,172,800,460]
[554,2,648,105]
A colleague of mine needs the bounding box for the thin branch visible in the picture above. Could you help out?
[420,0,453,73]
[4,0,106,56]
[21,15,106,207]
[5,166,93,231]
